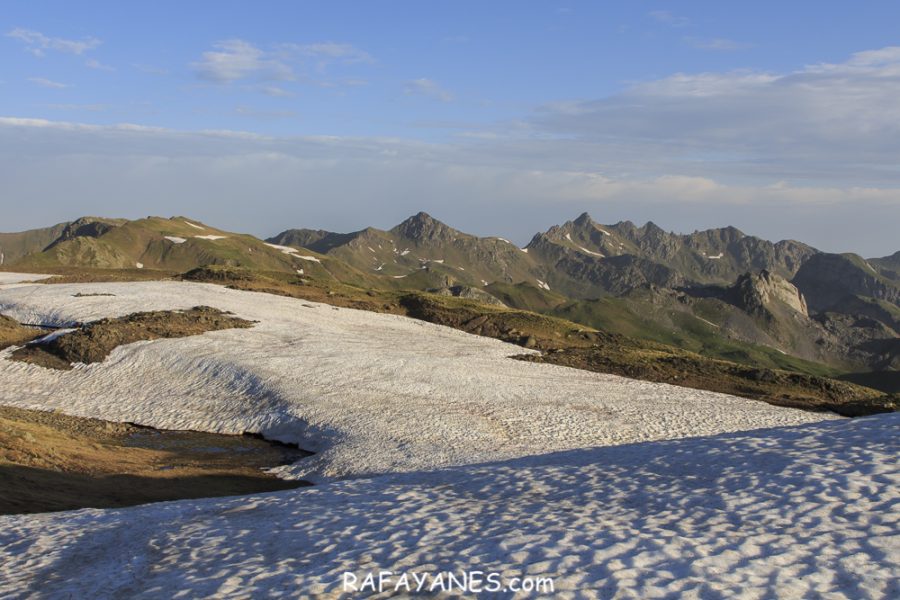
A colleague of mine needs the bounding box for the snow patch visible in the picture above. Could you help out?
[296,255,321,263]
[194,235,227,241]
[264,243,299,255]
[536,279,551,291]
[0,281,837,484]
[164,236,187,244]
[183,221,205,230]
[696,316,720,328]
[135,262,144,269]
[578,246,605,258]
[0,273,53,285]
[0,416,891,599]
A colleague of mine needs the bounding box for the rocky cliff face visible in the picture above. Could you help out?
[793,253,900,311]
[730,270,808,317]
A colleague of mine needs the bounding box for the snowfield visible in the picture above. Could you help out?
[0,280,837,482]
[2,278,895,598]
[0,415,896,598]
[0,272,53,285]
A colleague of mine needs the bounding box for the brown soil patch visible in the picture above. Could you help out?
[514,336,897,418]
[0,315,42,351]
[9,306,254,370]
[0,405,311,514]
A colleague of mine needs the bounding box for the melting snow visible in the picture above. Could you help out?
[0,273,53,285]
[536,279,551,291]
[578,246,605,258]
[194,235,227,241]
[400,249,410,256]
[296,255,321,263]
[264,243,300,255]
[705,252,724,260]
[164,236,187,244]
[183,221,205,230]
[696,316,720,329]
[565,233,573,241]
[1,415,893,598]
[135,262,144,269]
[31,328,77,344]
[0,280,877,598]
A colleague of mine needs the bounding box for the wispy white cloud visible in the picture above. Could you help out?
[648,10,691,28]
[192,39,294,83]
[28,77,70,89]
[234,106,298,118]
[45,103,109,112]
[7,27,100,56]
[85,58,115,71]
[132,64,169,75]
[192,39,375,87]
[1,115,897,255]
[259,85,294,97]
[287,42,374,65]
[685,37,752,51]
[404,78,454,102]
[531,45,900,184]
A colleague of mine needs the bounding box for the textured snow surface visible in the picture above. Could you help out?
[0,272,53,284]
[1,415,896,599]
[0,281,837,482]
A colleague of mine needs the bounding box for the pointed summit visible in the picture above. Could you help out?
[391,212,458,242]
[573,212,595,227]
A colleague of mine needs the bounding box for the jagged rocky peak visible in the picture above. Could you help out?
[46,216,125,250]
[392,212,458,242]
[572,212,595,227]
[733,270,808,316]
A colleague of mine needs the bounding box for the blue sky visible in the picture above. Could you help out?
[2,1,900,255]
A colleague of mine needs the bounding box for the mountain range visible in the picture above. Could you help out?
[2,212,898,391]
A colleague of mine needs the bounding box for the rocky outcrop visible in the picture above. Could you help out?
[793,253,900,311]
[427,285,506,307]
[729,270,808,317]
[391,212,460,243]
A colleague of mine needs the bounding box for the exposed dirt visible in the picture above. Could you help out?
[515,337,897,418]
[0,315,42,351]
[9,306,255,370]
[0,405,311,514]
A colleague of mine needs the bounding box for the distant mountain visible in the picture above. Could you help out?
[0,221,70,265]
[269,211,539,290]
[7,216,377,286]
[524,212,815,295]
[792,253,900,311]
[5,211,898,381]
